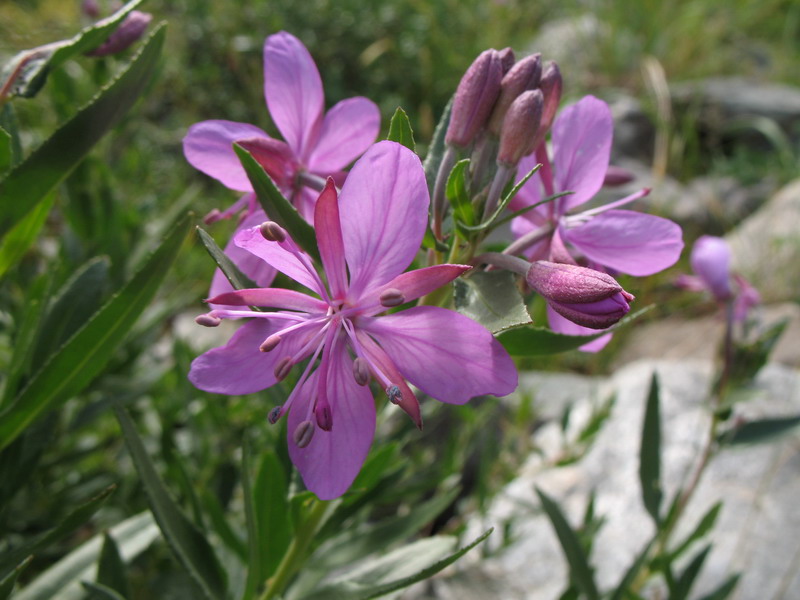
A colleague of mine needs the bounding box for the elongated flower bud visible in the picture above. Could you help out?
[445,49,504,148]
[497,90,544,168]
[86,11,152,56]
[690,236,733,302]
[488,54,542,136]
[538,61,563,134]
[497,47,516,73]
[527,261,634,329]
[81,0,100,19]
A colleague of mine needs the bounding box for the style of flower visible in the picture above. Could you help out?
[189,142,518,500]
[677,235,760,322]
[508,95,684,350]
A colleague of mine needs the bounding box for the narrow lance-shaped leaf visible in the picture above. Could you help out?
[535,488,600,600]
[0,192,54,279]
[114,407,227,600]
[697,573,741,600]
[233,143,320,262]
[0,23,165,239]
[0,556,32,600]
[498,306,652,356]
[0,0,144,99]
[671,545,711,600]
[640,373,662,524]
[670,502,722,561]
[387,107,416,152]
[81,581,126,600]
[0,127,11,174]
[719,414,800,446]
[95,534,130,599]
[447,159,475,228]
[0,213,190,451]
[196,226,258,290]
[253,450,290,581]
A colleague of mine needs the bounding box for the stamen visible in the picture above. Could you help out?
[274,356,294,381]
[259,220,287,242]
[387,385,402,405]
[195,314,221,327]
[293,420,315,448]
[260,334,281,352]
[379,288,405,307]
[352,357,370,386]
[268,405,282,424]
[315,400,332,431]
[203,208,222,224]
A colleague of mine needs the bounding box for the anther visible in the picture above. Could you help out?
[260,334,281,352]
[387,385,402,405]
[203,208,222,224]
[379,288,405,308]
[259,221,287,243]
[315,403,333,432]
[293,420,315,448]
[268,406,282,424]
[353,357,370,386]
[274,356,293,381]
[195,314,221,327]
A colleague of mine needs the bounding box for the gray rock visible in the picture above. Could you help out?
[608,94,656,163]
[726,178,800,303]
[405,360,800,600]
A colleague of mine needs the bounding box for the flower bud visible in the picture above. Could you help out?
[488,54,542,136]
[527,261,634,329]
[497,90,543,168]
[690,236,733,302]
[86,11,152,56]
[81,0,100,19]
[538,61,563,134]
[293,420,315,448]
[445,49,504,148]
[497,47,516,73]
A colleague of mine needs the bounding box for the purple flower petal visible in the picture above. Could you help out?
[183,120,270,192]
[565,209,684,276]
[552,95,612,212]
[314,179,348,298]
[307,97,381,173]
[358,264,471,310]
[264,32,324,161]
[208,288,328,313]
[547,305,612,353]
[288,350,375,500]
[189,319,312,395]
[361,306,517,404]
[235,225,326,296]
[339,142,429,298]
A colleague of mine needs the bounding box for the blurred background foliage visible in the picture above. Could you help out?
[0,0,798,596]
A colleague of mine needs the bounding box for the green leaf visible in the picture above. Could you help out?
[718,414,800,446]
[640,373,662,524]
[0,485,116,581]
[196,226,258,290]
[670,502,722,561]
[200,490,247,562]
[535,488,599,600]
[299,529,492,600]
[386,107,416,152]
[96,533,130,599]
[454,270,532,334]
[0,105,22,168]
[498,306,652,356]
[81,581,126,600]
[114,407,227,600]
[696,573,740,600]
[722,319,788,392]
[0,22,165,240]
[423,97,452,193]
[0,0,144,99]
[447,159,475,229]
[233,143,320,262]
[608,539,655,600]
[671,545,711,600]
[242,442,290,599]
[0,556,32,600]
[0,192,54,279]
[30,256,111,368]
[14,512,158,600]
[0,212,189,451]
[0,127,11,175]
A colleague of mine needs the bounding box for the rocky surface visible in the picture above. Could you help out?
[406,360,800,600]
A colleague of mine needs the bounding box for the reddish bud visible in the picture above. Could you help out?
[86,11,152,56]
[497,90,544,167]
[497,47,516,73]
[488,54,542,136]
[538,61,563,134]
[445,49,504,148]
[527,261,634,329]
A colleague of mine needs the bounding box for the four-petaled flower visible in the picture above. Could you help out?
[189,142,517,499]
[510,95,683,350]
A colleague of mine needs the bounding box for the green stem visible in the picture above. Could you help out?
[259,498,331,600]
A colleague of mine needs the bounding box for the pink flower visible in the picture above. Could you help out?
[509,95,684,351]
[189,142,517,499]
[183,31,380,223]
